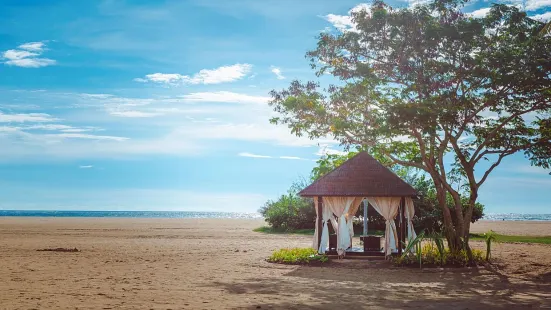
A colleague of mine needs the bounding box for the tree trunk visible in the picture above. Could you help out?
[436,187,462,252]
[463,190,478,265]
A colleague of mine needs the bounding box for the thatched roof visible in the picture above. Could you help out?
[299,152,417,197]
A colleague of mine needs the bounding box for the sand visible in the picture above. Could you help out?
[472,220,551,236]
[1,218,550,310]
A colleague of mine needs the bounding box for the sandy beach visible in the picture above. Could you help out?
[1,218,550,309]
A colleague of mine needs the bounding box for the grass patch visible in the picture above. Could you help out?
[393,244,485,268]
[470,233,551,245]
[267,248,329,265]
[253,226,314,235]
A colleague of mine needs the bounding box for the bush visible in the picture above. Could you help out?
[267,248,329,265]
[259,179,315,230]
[392,244,485,267]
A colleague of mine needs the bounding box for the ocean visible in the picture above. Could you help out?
[0,210,549,221]
[0,210,262,219]
[481,213,551,221]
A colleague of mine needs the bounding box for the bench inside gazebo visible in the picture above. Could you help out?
[299,152,418,257]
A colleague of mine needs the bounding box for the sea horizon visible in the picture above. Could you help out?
[0,210,263,219]
[0,210,550,221]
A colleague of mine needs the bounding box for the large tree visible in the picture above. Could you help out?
[269,0,551,253]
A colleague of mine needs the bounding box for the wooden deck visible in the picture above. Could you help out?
[325,247,403,257]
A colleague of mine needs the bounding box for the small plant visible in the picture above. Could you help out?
[429,231,445,266]
[402,232,425,268]
[484,230,498,261]
[394,243,485,267]
[267,248,329,265]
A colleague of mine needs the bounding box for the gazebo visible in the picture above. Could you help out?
[299,152,418,257]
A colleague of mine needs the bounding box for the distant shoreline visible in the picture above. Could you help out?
[0,210,262,219]
[0,210,550,221]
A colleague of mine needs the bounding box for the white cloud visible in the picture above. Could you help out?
[279,156,304,160]
[181,91,270,104]
[270,66,285,79]
[18,42,45,52]
[25,124,99,132]
[403,0,432,7]
[188,123,335,147]
[188,63,252,84]
[526,0,551,10]
[0,90,338,161]
[0,126,20,132]
[3,50,37,60]
[45,133,129,141]
[0,111,57,123]
[508,165,551,175]
[531,11,551,21]
[238,152,272,158]
[135,64,253,85]
[324,3,371,32]
[79,165,93,169]
[109,110,162,118]
[26,124,73,131]
[467,7,491,18]
[140,73,185,84]
[316,145,347,156]
[0,128,200,161]
[493,0,548,11]
[238,153,306,160]
[2,42,56,68]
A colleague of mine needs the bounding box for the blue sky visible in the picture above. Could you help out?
[0,0,549,213]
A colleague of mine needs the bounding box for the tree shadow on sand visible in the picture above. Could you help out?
[208,261,551,309]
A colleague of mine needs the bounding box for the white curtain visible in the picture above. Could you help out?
[405,197,417,242]
[367,197,401,256]
[318,202,333,254]
[312,198,340,254]
[324,196,363,256]
[312,198,319,251]
[312,197,321,250]
[346,197,364,246]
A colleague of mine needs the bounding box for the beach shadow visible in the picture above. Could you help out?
[208,261,551,310]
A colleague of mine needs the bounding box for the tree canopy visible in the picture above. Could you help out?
[269,0,551,251]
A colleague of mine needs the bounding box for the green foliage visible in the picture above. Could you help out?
[402,232,425,268]
[269,0,551,251]
[470,233,551,245]
[430,231,446,266]
[484,230,498,261]
[259,178,315,230]
[267,248,329,265]
[394,244,484,267]
[253,226,314,235]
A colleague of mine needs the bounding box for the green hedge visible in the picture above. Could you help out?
[267,248,329,265]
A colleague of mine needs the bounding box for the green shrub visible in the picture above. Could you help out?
[484,230,498,261]
[259,178,316,230]
[267,248,329,265]
[393,243,484,267]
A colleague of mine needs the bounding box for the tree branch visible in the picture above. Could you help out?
[471,104,548,164]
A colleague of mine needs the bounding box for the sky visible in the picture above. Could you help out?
[0,0,549,214]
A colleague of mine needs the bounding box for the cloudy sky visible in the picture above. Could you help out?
[0,0,549,213]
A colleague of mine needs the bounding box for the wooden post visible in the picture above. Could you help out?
[317,196,323,253]
[402,198,407,249]
[362,199,368,236]
[398,197,405,255]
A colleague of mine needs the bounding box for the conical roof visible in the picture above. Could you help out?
[299,152,417,197]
